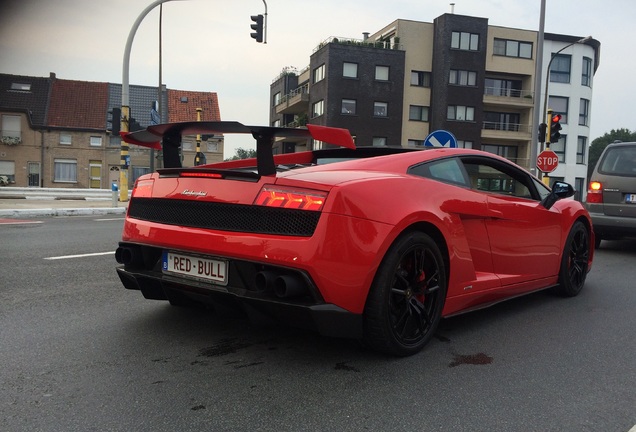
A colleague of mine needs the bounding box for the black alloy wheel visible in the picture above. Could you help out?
[364,232,447,356]
[554,221,590,297]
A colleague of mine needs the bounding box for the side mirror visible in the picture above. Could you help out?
[541,181,575,209]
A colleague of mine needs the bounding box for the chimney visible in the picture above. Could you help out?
[450,3,455,13]
[362,32,370,41]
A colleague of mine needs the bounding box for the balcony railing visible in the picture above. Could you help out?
[278,84,309,105]
[483,87,534,107]
[482,122,533,134]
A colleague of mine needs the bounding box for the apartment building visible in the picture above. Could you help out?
[0,72,223,188]
[269,13,600,198]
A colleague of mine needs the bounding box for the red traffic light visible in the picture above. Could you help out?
[551,114,562,123]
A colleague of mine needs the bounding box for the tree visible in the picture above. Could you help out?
[587,129,636,179]
[224,147,257,161]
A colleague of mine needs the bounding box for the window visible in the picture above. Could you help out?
[408,139,425,147]
[421,158,467,186]
[313,64,325,83]
[60,133,72,145]
[207,142,219,152]
[550,54,571,83]
[447,105,475,122]
[272,119,281,127]
[577,136,587,164]
[493,38,533,59]
[463,159,531,198]
[484,78,522,97]
[409,105,429,122]
[549,96,569,123]
[372,137,387,146]
[582,57,592,87]
[312,100,324,118]
[449,69,477,86]
[579,99,590,126]
[411,71,431,87]
[375,65,389,81]
[373,102,388,117]
[574,177,585,202]
[131,167,151,186]
[1,114,21,142]
[273,92,282,107]
[484,112,521,132]
[341,99,356,115]
[481,144,518,162]
[0,160,15,184]
[182,141,194,151]
[10,82,31,91]
[550,135,566,162]
[54,159,77,183]
[451,31,479,51]
[90,136,102,147]
[457,140,473,149]
[343,62,358,78]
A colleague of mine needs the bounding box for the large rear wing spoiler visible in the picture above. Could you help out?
[120,121,355,176]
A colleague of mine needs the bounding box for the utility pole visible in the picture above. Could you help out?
[529,0,546,177]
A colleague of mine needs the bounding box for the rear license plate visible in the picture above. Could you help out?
[162,251,228,285]
[626,194,636,203]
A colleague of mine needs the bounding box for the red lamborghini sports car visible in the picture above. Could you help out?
[116,122,594,356]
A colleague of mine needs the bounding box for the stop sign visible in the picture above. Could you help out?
[537,149,559,173]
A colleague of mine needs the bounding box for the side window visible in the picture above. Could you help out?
[408,158,468,187]
[461,157,535,199]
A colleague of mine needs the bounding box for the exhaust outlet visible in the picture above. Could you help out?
[274,275,307,299]
[254,271,280,292]
[115,246,143,266]
[115,247,132,264]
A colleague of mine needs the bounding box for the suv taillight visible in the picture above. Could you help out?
[586,181,603,203]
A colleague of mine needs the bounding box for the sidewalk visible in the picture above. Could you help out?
[0,188,128,218]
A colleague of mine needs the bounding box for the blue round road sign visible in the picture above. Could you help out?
[424,130,457,148]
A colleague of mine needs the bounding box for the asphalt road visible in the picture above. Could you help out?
[1,215,635,432]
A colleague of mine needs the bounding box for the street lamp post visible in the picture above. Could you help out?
[119,0,184,202]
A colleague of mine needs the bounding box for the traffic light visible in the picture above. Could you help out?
[250,14,263,43]
[195,152,206,166]
[538,122,547,143]
[109,107,121,136]
[550,113,562,143]
[129,117,143,132]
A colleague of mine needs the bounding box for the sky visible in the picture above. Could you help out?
[1,0,634,159]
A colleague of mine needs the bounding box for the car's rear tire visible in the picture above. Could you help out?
[553,221,590,297]
[363,232,447,356]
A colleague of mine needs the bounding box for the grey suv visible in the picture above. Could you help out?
[586,141,636,247]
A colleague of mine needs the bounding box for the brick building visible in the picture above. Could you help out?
[0,72,222,188]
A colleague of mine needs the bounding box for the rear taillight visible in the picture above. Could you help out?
[254,186,327,211]
[586,181,603,203]
[131,179,154,198]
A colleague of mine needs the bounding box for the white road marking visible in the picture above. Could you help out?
[628,424,636,432]
[0,219,43,225]
[44,251,114,260]
[94,217,123,221]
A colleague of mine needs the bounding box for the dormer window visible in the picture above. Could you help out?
[10,83,31,91]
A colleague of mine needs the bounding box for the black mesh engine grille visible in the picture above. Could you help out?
[128,198,321,236]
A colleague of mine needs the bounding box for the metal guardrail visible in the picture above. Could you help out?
[0,187,127,200]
